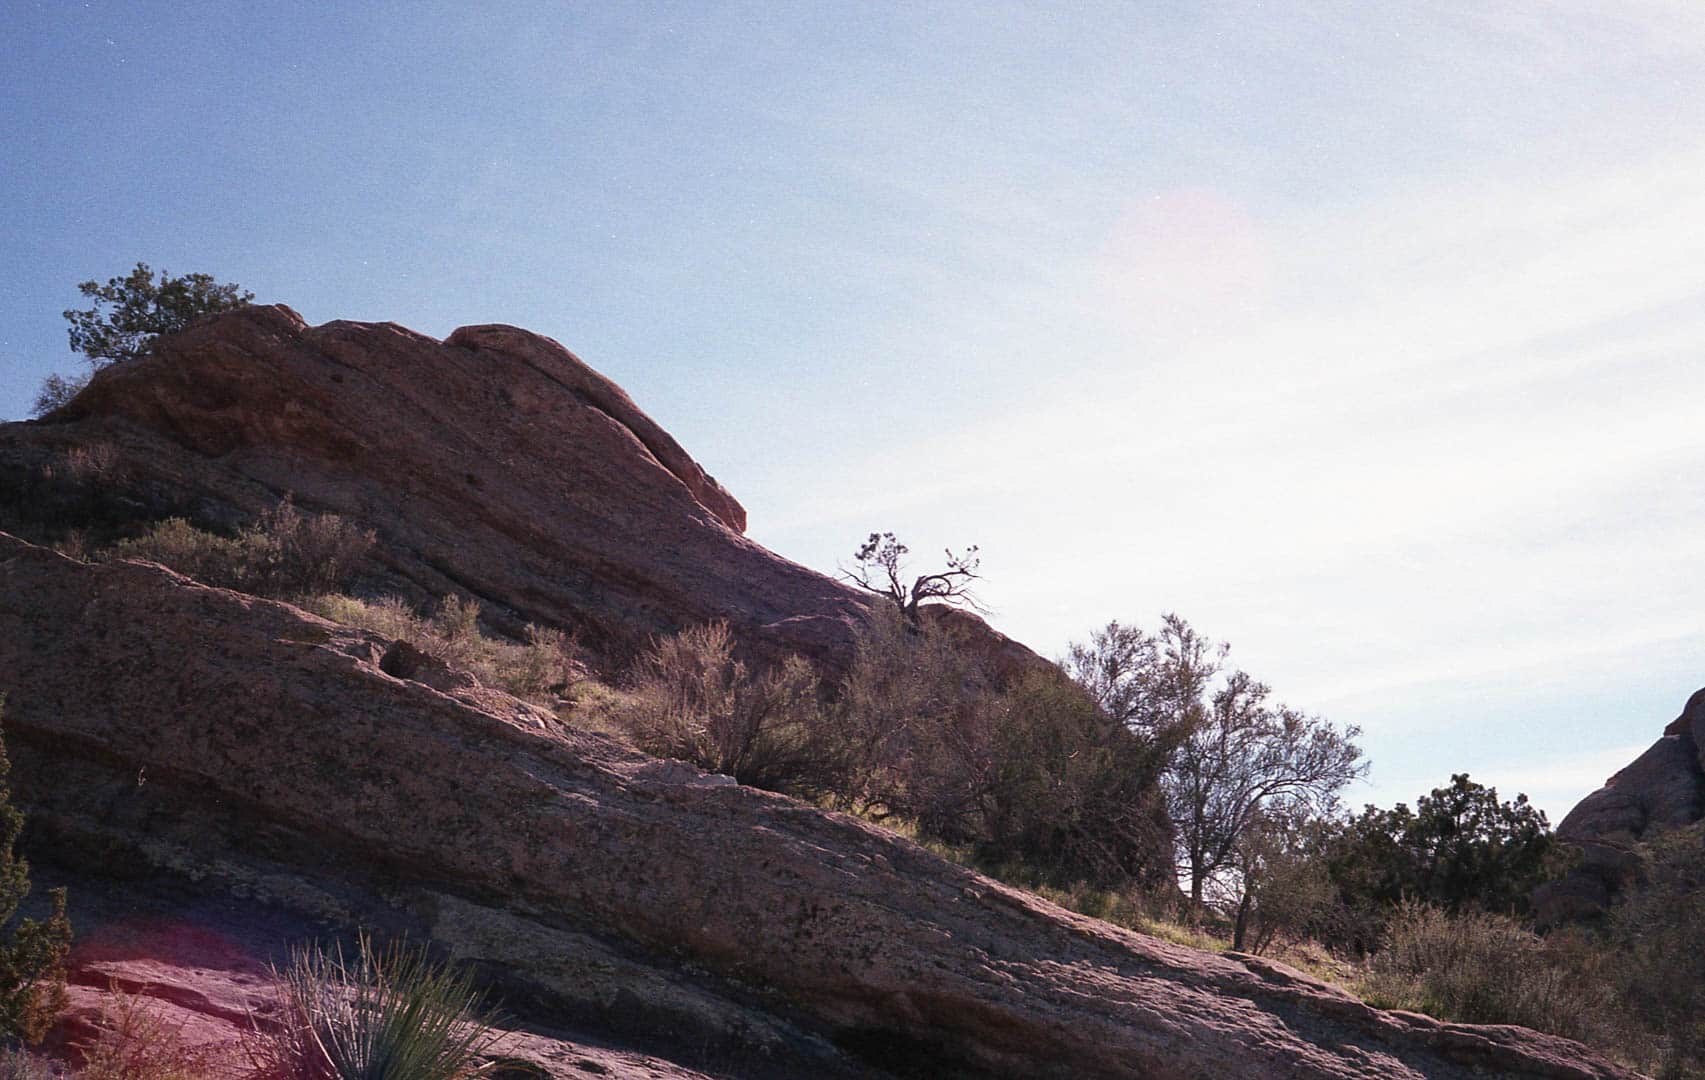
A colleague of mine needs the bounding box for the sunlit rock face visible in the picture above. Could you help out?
[0,532,1640,1080]
[1535,688,1705,926]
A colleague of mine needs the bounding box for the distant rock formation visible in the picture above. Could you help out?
[0,534,1636,1079]
[1535,688,1705,926]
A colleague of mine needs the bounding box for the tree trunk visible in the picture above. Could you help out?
[1232,888,1252,951]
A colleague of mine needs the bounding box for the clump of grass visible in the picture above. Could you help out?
[302,594,579,704]
[246,935,501,1080]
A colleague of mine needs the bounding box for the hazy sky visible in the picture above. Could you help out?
[5,2,1702,820]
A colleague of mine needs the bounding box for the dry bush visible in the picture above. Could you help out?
[833,609,1175,886]
[1607,825,1705,1078]
[1359,904,1605,1040]
[0,1048,57,1079]
[302,594,577,704]
[981,671,1175,888]
[108,498,373,599]
[247,499,374,597]
[110,517,247,587]
[830,604,994,834]
[617,623,838,793]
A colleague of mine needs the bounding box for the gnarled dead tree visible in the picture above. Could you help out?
[841,531,984,624]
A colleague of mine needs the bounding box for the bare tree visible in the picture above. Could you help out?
[1061,620,1157,728]
[1064,613,1363,915]
[841,532,984,623]
[1169,665,1365,911]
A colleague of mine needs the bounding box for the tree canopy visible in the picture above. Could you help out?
[63,262,252,366]
[1324,773,1553,918]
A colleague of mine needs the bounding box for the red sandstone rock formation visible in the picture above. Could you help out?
[1536,689,1705,925]
[4,304,874,667]
[0,536,1638,1079]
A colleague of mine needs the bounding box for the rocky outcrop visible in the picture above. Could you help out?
[1535,689,1705,926]
[0,535,1636,1079]
[1,305,873,667]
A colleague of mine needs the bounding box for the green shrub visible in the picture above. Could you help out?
[246,935,499,1080]
[0,705,70,1048]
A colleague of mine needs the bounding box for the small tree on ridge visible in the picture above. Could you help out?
[842,532,984,624]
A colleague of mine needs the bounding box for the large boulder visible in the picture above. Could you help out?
[0,535,1636,1079]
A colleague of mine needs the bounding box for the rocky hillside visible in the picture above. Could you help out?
[0,536,1638,1079]
[1536,688,1705,926]
[3,304,876,668]
[0,309,1638,1077]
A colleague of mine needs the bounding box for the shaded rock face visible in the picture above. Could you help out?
[2,305,872,667]
[1535,688,1705,926]
[0,537,1635,1080]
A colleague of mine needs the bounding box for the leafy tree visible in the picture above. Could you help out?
[1325,773,1553,921]
[0,703,70,1046]
[841,532,983,623]
[31,263,252,418]
[63,262,253,365]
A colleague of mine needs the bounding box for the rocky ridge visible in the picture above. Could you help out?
[0,535,1637,1079]
[4,304,871,668]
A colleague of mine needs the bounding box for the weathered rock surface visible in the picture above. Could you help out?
[0,536,1638,1079]
[1,305,875,667]
[37,881,725,1079]
[1535,688,1705,926]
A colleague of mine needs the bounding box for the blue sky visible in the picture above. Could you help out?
[5,2,1703,820]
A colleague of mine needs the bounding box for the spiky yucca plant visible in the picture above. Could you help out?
[250,935,499,1080]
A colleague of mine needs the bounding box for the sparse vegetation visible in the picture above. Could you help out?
[616,622,838,793]
[0,705,70,1049]
[301,594,578,703]
[109,499,374,600]
[840,531,984,622]
[75,989,240,1080]
[245,935,501,1080]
